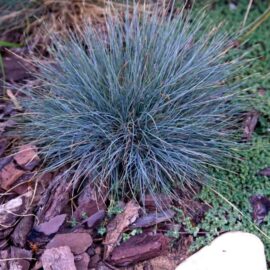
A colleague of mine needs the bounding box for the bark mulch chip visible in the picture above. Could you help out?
[243,110,260,141]
[46,232,93,255]
[34,214,67,236]
[258,167,270,177]
[103,200,140,260]
[109,233,169,267]
[41,246,76,270]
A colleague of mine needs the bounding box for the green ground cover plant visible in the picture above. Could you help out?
[184,0,270,264]
[191,136,270,258]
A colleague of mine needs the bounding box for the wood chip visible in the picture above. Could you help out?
[10,246,32,270]
[12,172,34,195]
[14,144,40,171]
[250,195,270,224]
[85,210,105,228]
[36,173,72,223]
[0,156,12,171]
[109,233,169,266]
[0,139,8,157]
[243,111,260,141]
[0,250,9,270]
[34,214,66,236]
[103,200,140,259]
[130,210,175,229]
[0,239,8,250]
[0,191,32,229]
[3,54,31,82]
[46,232,93,255]
[74,252,90,270]
[0,228,13,240]
[11,215,34,247]
[258,167,270,177]
[74,184,105,222]
[0,160,25,190]
[41,246,76,270]
[135,255,178,270]
[143,194,172,211]
[0,119,16,133]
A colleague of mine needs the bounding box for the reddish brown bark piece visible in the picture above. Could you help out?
[3,54,31,82]
[42,246,76,270]
[0,119,16,133]
[0,139,8,157]
[0,156,12,170]
[34,214,66,236]
[11,215,34,247]
[14,144,40,171]
[85,210,105,228]
[181,199,210,224]
[109,233,169,266]
[140,255,178,270]
[96,262,111,270]
[130,209,175,229]
[89,254,101,269]
[103,200,140,259]
[74,184,106,222]
[46,232,93,255]
[0,239,8,250]
[74,201,105,222]
[36,173,72,223]
[32,173,54,204]
[0,228,13,240]
[143,194,172,211]
[0,191,31,228]
[12,172,34,195]
[258,167,270,177]
[10,246,32,270]
[74,252,90,270]
[243,111,260,141]
[78,183,96,206]
[0,160,25,190]
[250,195,270,224]
[0,250,9,270]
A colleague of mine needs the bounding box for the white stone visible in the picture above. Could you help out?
[176,231,267,270]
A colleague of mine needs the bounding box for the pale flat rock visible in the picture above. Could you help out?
[176,231,267,270]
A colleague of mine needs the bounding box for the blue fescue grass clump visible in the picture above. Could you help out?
[17,7,246,204]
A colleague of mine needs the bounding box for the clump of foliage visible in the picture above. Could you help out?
[17,7,245,205]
